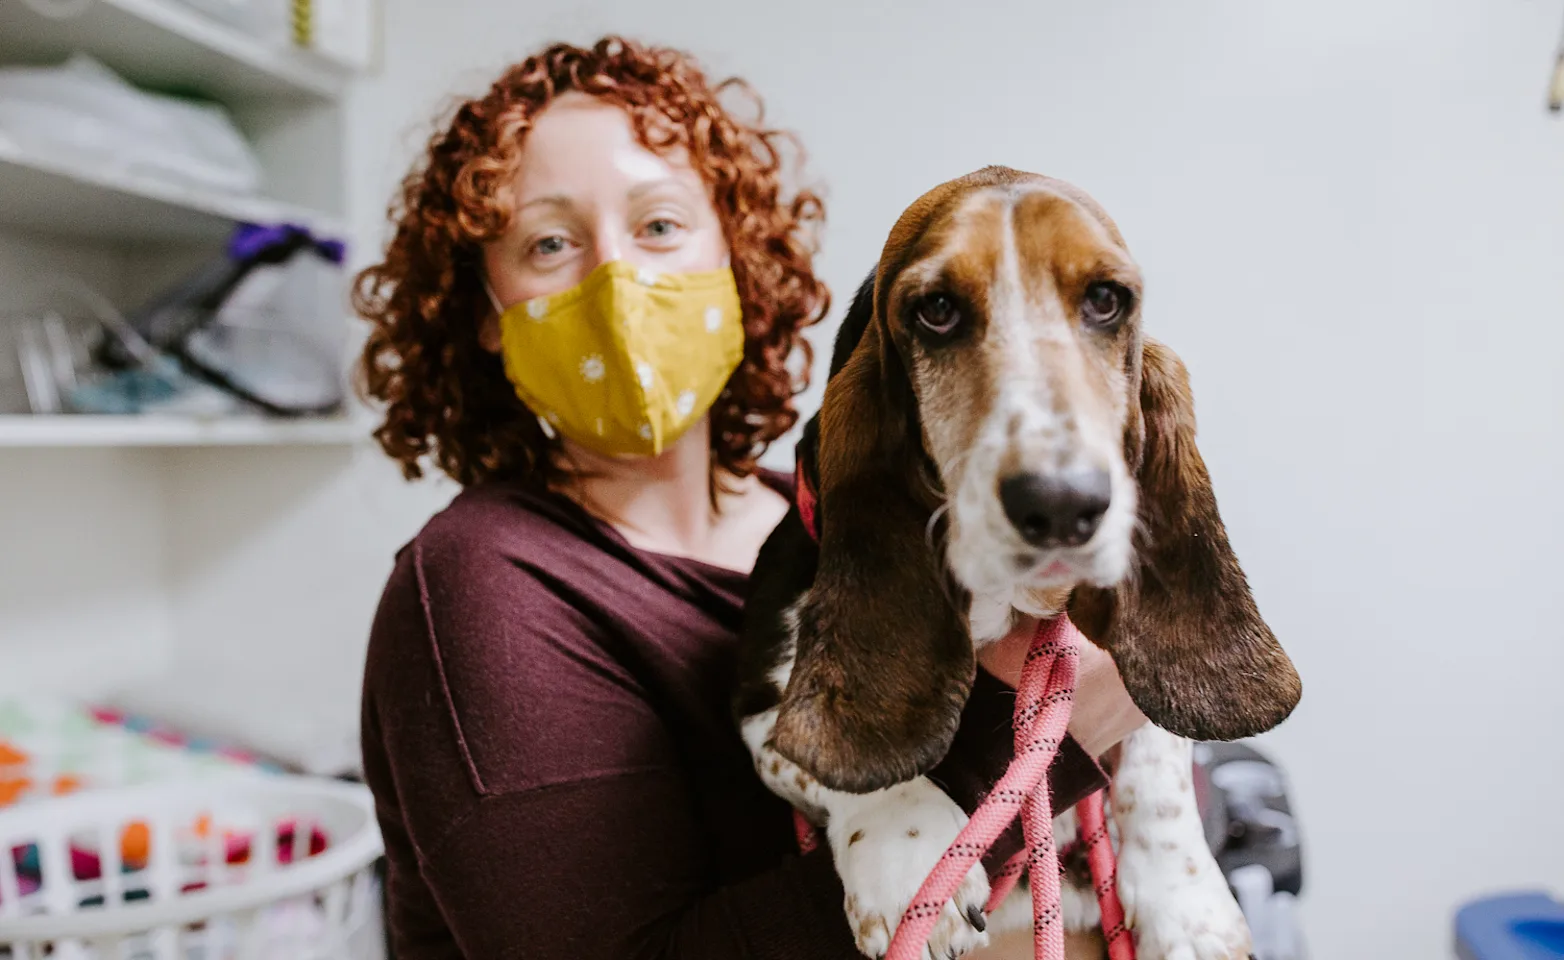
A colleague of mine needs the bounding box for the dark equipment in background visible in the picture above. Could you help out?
[92,222,347,417]
[1195,742,1306,960]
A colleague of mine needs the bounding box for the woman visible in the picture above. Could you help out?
[356,37,1146,959]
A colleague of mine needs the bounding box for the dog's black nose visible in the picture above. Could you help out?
[999,469,1112,547]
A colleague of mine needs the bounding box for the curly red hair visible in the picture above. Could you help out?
[354,37,828,489]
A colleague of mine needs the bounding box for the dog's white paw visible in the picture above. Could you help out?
[828,778,990,959]
[1117,842,1251,960]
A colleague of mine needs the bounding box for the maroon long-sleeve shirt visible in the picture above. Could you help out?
[360,473,1106,959]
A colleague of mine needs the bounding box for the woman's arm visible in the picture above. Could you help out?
[362,537,868,960]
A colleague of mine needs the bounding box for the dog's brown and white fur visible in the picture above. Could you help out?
[734,168,1301,959]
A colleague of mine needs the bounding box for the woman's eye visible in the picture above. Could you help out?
[641,218,681,240]
[1082,282,1131,328]
[533,235,568,257]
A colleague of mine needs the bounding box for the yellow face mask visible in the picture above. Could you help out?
[491,260,745,458]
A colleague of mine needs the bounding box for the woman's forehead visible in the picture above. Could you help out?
[515,94,703,207]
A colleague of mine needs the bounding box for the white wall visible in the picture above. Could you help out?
[344,0,1564,955]
[0,447,171,695]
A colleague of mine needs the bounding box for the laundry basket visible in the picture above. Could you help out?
[0,773,384,960]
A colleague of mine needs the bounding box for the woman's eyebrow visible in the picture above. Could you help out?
[626,178,696,202]
[516,194,575,213]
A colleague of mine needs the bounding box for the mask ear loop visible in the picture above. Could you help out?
[481,275,506,315]
[484,273,557,440]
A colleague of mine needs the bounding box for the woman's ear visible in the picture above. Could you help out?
[478,310,502,353]
[770,318,974,794]
[1071,338,1301,741]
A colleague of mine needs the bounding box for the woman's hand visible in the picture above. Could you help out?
[975,615,1147,760]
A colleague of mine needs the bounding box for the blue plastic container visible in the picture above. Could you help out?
[1455,891,1564,960]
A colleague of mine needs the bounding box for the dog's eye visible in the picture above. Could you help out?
[913,293,963,336]
[1082,282,1130,328]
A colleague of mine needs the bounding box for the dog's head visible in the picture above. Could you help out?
[772,167,1301,793]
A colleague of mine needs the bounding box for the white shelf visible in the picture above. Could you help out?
[0,0,349,103]
[0,414,367,448]
[0,142,345,243]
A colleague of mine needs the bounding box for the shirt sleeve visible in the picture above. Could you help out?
[936,668,1108,815]
[931,668,1109,872]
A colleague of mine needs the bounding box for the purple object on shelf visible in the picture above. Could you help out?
[228,222,346,265]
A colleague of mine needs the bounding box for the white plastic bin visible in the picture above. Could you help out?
[0,774,384,960]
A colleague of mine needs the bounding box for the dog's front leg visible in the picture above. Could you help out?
[742,703,991,959]
[1112,726,1251,960]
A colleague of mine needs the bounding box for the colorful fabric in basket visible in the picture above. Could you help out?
[0,697,282,811]
[0,697,302,908]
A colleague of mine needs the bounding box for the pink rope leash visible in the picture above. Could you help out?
[887,616,1085,960]
[1078,789,1134,960]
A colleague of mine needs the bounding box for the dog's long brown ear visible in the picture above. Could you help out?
[771,319,973,794]
[1071,339,1301,741]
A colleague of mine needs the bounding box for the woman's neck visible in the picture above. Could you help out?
[558,419,725,553]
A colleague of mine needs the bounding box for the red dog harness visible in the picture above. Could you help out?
[791,461,1134,960]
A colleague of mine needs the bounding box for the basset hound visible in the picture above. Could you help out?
[734,167,1302,959]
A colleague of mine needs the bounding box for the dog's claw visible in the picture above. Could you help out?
[965,904,986,932]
